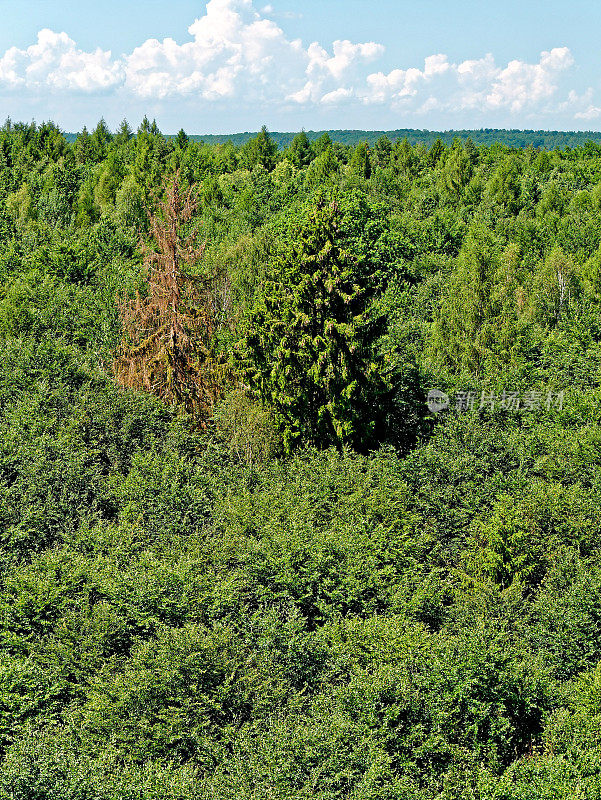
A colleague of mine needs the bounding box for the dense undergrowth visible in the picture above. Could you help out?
[1,118,601,797]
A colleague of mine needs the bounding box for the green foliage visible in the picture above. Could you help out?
[3,119,601,797]
[530,246,579,326]
[171,128,601,150]
[239,196,412,452]
[212,388,280,465]
[287,130,313,168]
[439,143,473,201]
[239,125,278,171]
[429,227,533,377]
[349,142,372,179]
[305,145,339,186]
[486,155,523,214]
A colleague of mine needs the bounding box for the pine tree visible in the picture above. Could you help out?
[114,119,133,147]
[113,173,227,420]
[90,118,112,162]
[393,138,417,177]
[239,196,395,452]
[440,142,473,201]
[288,130,313,168]
[175,128,189,150]
[428,137,445,167]
[313,132,332,156]
[74,126,92,164]
[349,142,372,179]
[306,145,339,186]
[240,125,278,170]
[373,135,393,168]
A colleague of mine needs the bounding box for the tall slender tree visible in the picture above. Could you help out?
[114,173,227,420]
[239,196,409,452]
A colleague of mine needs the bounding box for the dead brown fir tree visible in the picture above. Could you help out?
[113,172,226,422]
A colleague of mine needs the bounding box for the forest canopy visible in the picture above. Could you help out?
[62,126,601,150]
[2,117,601,797]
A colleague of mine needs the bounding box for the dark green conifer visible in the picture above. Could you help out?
[240,196,401,452]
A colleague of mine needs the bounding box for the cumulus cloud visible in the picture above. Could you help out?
[124,0,305,99]
[576,105,601,120]
[363,47,575,114]
[365,55,452,104]
[485,47,574,111]
[0,0,593,123]
[321,87,354,105]
[563,89,601,121]
[286,39,383,104]
[0,28,122,93]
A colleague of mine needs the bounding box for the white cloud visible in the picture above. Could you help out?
[321,87,354,104]
[0,1,593,124]
[456,53,497,83]
[0,28,122,93]
[362,47,576,115]
[561,88,601,121]
[423,54,450,78]
[306,40,384,82]
[417,97,440,114]
[576,105,601,121]
[485,47,574,112]
[123,0,381,104]
[288,39,383,105]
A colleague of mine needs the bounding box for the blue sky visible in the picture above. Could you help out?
[1,0,600,133]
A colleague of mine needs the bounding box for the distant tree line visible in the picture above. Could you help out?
[64,126,601,151]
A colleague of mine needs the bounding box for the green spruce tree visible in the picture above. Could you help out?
[239,196,409,452]
[287,130,313,168]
